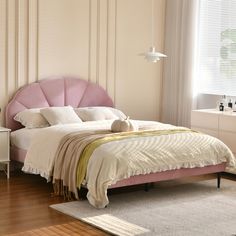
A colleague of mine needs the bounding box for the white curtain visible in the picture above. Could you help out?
[161,0,199,127]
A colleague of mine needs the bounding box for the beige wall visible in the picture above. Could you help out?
[0,0,166,126]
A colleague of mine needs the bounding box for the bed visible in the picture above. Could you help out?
[6,77,236,208]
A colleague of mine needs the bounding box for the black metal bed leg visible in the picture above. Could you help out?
[145,183,149,192]
[78,187,88,200]
[217,172,221,189]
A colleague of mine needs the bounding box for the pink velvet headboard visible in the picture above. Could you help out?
[5,77,113,131]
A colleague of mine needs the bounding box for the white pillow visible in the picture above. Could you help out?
[108,107,127,119]
[14,108,49,128]
[74,107,126,121]
[40,106,82,125]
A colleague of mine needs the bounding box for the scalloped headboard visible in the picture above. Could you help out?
[5,77,113,131]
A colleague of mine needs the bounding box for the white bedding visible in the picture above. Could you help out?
[11,128,42,150]
[22,120,236,208]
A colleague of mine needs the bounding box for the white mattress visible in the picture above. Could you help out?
[11,128,42,150]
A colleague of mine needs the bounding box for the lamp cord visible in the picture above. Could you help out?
[151,0,154,47]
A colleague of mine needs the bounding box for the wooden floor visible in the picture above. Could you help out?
[0,170,235,236]
[0,171,109,236]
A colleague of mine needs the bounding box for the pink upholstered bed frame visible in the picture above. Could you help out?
[5,77,225,189]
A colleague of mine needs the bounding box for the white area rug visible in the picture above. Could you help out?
[50,179,236,236]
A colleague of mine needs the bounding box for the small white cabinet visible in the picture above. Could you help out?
[0,127,11,178]
[191,109,236,174]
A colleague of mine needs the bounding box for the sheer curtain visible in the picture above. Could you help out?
[161,0,199,127]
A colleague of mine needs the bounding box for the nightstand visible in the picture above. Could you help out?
[0,127,11,179]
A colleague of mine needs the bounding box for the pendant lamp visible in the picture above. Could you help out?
[139,0,167,62]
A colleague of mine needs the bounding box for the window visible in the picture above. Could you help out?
[196,0,236,96]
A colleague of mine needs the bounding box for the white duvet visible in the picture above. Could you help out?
[22,120,236,208]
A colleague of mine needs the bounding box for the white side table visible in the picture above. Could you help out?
[191,109,236,174]
[0,127,11,179]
